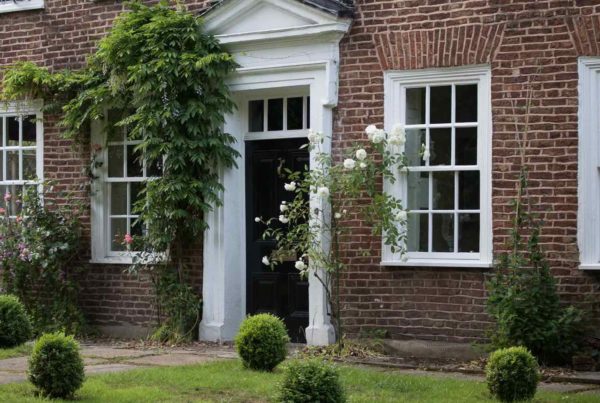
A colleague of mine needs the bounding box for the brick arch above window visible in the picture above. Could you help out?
[372,23,506,71]
[567,15,600,57]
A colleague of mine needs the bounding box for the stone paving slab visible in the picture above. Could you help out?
[0,358,28,373]
[0,372,26,385]
[125,353,217,367]
[85,363,143,375]
[80,346,159,359]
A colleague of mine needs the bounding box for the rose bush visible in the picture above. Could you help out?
[258,125,409,345]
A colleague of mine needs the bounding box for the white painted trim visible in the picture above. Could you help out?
[381,260,494,269]
[382,65,493,267]
[0,101,44,188]
[203,0,350,46]
[0,0,44,14]
[577,58,600,270]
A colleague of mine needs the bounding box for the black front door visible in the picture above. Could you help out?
[246,138,309,343]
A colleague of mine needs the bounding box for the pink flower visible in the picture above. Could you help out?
[15,216,22,223]
[124,233,133,245]
[3,192,11,202]
[0,208,5,215]
[92,143,103,153]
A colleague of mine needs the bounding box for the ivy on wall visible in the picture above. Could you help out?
[1,1,239,341]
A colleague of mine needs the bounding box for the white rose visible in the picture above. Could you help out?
[391,123,406,138]
[308,130,322,144]
[388,131,406,146]
[359,162,367,169]
[284,181,297,191]
[342,209,347,214]
[422,147,430,162]
[365,125,377,140]
[262,256,270,265]
[254,217,261,223]
[343,158,356,170]
[355,149,367,161]
[372,129,386,144]
[317,186,329,199]
[395,210,408,221]
[334,212,342,219]
[401,254,408,263]
[294,260,306,271]
[279,215,289,224]
[280,203,288,212]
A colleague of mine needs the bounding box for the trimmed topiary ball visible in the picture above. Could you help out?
[235,313,289,371]
[0,295,32,348]
[279,359,345,403]
[28,332,85,399]
[486,346,540,402]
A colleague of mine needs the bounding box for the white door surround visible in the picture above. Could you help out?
[198,0,351,345]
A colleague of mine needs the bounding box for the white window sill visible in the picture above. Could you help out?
[90,255,133,265]
[381,259,494,269]
[579,263,600,271]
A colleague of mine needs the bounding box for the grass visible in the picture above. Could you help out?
[0,359,597,402]
[0,343,32,360]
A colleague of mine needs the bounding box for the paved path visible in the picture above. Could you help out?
[0,343,237,385]
[0,343,597,396]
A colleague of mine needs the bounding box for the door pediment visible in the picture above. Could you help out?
[203,0,351,44]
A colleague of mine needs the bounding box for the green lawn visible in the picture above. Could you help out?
[0,359,596,402]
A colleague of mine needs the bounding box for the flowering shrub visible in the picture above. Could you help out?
[0,185,85,335]
[259,125,408,344]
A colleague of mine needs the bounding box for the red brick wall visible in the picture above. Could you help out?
[335,0,600,343]
[0,0,210,335]
[3,0,600,342]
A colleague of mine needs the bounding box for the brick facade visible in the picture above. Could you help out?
[335,0,600,342]
[1,0,599,342]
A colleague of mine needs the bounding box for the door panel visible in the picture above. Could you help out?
[246,138,309,342]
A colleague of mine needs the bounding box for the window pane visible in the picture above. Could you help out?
[407,213,428,252]
[406,87,425,125]
[456,85,477,122]
[130,182,144,215]
[108,145,124,177]
[459,171,479,210]
[405,128,426,166]
[430,128,451,165]
[22,150,36,180]
[407,171,428,210]
[430,86,451,123]
[126,145,143,178]
[22,115,36,146]
[110,218,127,251]
[147,158,163,177]
[248,100,264,132]
[456,127,477,165]
[1,184,21,215]
[110,183,127,215]
[131,218,144,237]
[287,97,303,130]
[432,172,454,210]
[432,213,454,252]
[268,98,284,131]
[458,213,479,252]
[6,151,18,180]
[7,117,19,146]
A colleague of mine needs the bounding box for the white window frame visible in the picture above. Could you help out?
[382,65,493,268]
[578,58,600,270]
[90,119,154,264]
[0,0,44,14]
[0,103,44,208]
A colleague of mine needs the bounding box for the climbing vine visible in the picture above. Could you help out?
[1,1,239,341]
